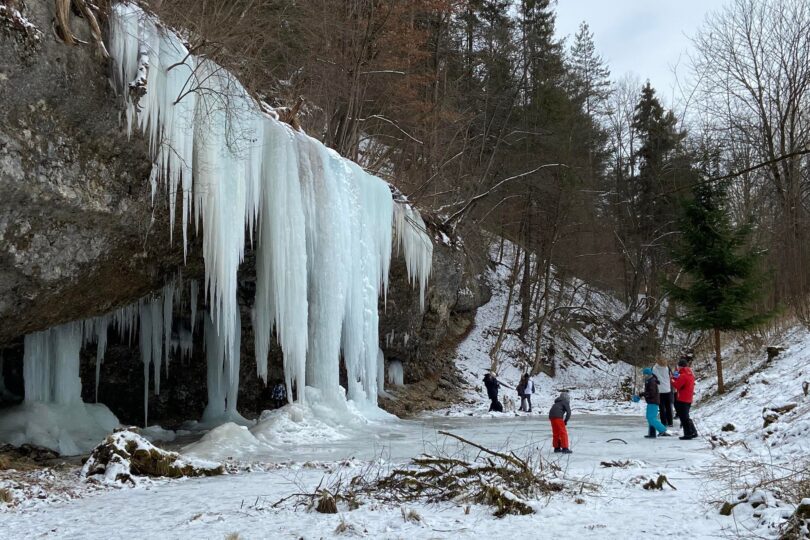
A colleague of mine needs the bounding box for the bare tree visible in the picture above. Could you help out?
[690,0,810,320]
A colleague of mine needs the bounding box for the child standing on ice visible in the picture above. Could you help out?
[634,367,671,438]
[548,390,572,454]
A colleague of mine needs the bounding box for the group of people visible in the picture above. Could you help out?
[482,372,572,454]
[635,358,698,440]
[481,356,699,454]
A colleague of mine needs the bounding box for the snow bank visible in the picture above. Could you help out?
[250,387,395,448]
[698,326,810,459]
[182,423,266,461]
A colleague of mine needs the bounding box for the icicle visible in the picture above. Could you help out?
[162,281,175,378]
[137,297,163,426]
[387,360,404,386]
[202,313,225,423]
[377,348,386,396]
[254,121,308,390]
[95,316,109,403]
[202,311,247,425]
[23,322,83,405]
[394,202,433,311]
[190,279,199,332]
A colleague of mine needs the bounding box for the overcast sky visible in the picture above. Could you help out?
[554,0,729,105]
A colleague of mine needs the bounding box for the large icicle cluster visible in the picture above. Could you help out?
[0,321,120,455]
[108,3,432,410]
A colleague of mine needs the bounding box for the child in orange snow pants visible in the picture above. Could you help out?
[548,390,572,453]
[550,417,569,449]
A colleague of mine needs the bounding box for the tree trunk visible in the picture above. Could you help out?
[490,247,522,372]
[714,328,725,394]
[519,243,532,338]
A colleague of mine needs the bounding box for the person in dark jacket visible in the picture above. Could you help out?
[671,359,698,440]
[548,390,572,453]
[483,373,504,412]
[635,367,671,438]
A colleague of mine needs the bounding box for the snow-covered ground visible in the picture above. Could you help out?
[2,330,808,539]
[0,414,739,539]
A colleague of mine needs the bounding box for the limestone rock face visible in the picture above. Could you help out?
[0,1,200,346]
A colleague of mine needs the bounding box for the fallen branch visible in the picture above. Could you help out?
[642,475,677,491]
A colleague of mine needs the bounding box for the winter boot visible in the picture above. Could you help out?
[554,447,561,453]
[561,448,572,454]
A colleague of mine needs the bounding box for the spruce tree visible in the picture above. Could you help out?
[665,180,773,394]
[569,21,611,117]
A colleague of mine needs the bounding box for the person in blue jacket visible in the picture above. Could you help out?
[633,367,672,438]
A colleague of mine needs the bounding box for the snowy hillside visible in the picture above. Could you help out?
[444,240,637,417]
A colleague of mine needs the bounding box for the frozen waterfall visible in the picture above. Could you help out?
[109,2,432,410]
[0,3,434,454]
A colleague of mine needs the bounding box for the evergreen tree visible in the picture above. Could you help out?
[568,21,611,117]
[665,181,774,394]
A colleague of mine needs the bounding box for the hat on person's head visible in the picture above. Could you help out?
[678,359,689,367]
[642,367,654,376]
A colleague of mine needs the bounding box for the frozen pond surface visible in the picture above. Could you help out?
[1,413,739,540]
[236,412,710,464]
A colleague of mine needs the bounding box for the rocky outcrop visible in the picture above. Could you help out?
[0,1,202,346]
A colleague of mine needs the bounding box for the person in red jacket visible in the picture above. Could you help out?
[671,359,698,440]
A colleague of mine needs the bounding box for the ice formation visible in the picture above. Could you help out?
[108,2,432,412]
[201,311,250,427]
[394,203,434,311]
[0,322,120,455]
[387,360,404,386]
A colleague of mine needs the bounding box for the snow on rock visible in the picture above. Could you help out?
[0,3,42,42]
[82,430,223,486]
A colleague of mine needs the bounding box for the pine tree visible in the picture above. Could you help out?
[665,180,774,394]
